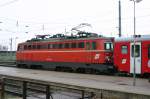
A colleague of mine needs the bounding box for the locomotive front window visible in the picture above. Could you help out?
[17,46,21,51]
[104,42,113,50]
[121,46,128,54]
[131,45,140,57]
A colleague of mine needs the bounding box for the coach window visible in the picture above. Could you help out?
[148,45,150,58]
[71,43,76,48]
[86,42,90,50]
[132,45,140,57]
[78,42,84,48]
[92,42,96,50]
[121,46,128,54]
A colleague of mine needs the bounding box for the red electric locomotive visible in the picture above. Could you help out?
[114,35,150,75]
[16,32,115,73]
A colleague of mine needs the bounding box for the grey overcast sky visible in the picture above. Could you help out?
[0,0,150,50]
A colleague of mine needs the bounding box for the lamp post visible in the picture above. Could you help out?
[130,0,142,86]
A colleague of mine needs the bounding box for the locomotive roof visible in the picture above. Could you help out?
[20,36,114,44]
[115,35,150,42]
[20,32,114,44]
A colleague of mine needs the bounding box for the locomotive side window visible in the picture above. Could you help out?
[32,45,36,49]
[48,44,53,49]
[71,43,77,48]
[148,45,150,58]
[52,44,58,49]
[59,44,63,49]
[92,42,96,50]
[131,45,140,57]
[78,42,84,48]
[40,45,46,49]
[65,43,70,48]
[121,46,128,54]
[104,42,113,50]
[86,42,90,50]
[37,45,41,49]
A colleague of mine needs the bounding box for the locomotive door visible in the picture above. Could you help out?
[130,42,141,74]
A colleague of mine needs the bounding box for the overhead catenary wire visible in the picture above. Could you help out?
[0,0,19,7]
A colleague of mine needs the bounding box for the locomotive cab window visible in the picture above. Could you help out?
[24,45,27,50]
[104,42,113,50]
[131,45,140,57]
[28,45,32,50]
[121,46,128,54]
[17,46,21,51]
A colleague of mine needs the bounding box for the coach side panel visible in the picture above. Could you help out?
[114,42,130,73]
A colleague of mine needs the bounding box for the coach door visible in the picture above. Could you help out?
[130,42,141,74]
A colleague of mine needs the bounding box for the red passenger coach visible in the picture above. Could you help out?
[16,32,115,73]
[114,36,150,75]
